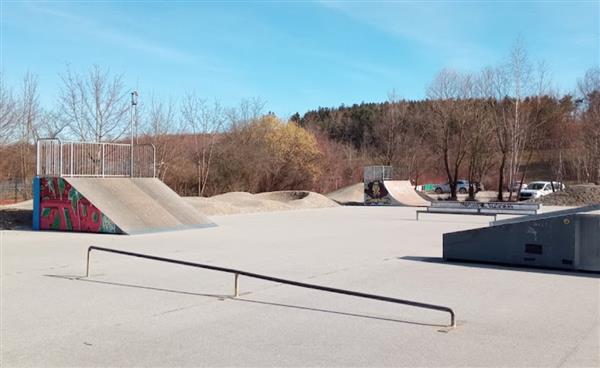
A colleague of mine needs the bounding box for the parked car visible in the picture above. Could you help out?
[434,180,483,194]
[518,181,565,201]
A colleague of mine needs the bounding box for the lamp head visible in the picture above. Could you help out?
[131,91,138,106]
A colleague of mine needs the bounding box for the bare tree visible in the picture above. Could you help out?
[479,66,510,200]
[37,109,69,139]
[537,95,575,189]
[182,93,227,196]
[0,74,17,145]
[226,97,265,128]
[464,95,494,200]
[377,90,409,167]
[143,97,181,181]
[11,72,40,198]
[577,67,600,99]
[59,65,129,142]
[505,39,534,200]
[512,61,557,197]
[19,72,39,141]
[576,67,600,183]
[479,39,550,201]
[427,69,475,200]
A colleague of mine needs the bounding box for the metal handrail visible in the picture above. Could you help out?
[36,137,62,176]
[62,141,131,147]
[85,246,456,327]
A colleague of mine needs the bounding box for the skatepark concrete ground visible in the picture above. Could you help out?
[1,206,599,367]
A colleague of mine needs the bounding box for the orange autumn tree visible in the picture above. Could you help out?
[213,114,322,193]
[262,114,322,191]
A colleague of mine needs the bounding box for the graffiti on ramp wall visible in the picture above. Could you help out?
[364,180,392,205]
[38,177,120,233]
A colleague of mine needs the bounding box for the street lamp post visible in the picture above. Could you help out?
[130,91,138,177]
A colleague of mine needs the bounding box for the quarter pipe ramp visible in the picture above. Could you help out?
[33,177,214,234]
[364,180,430,207]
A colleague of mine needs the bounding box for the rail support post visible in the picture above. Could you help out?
[85,248,91,278]
[234,273,239,297]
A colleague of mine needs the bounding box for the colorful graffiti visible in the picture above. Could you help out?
[364,180,392,205]
[38,177,120,233]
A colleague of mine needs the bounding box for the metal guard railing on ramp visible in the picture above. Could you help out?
[37,138,156,178]
[85,246,456,328]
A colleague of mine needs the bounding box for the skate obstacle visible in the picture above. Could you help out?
[363,166,430,207]
[33,138,214,234]
[443,204,600,272]
[85,245,457,327]
[416,201,541,221]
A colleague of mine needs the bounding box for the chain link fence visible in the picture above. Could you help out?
[363,166,393,182]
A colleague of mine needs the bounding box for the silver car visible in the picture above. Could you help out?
[434,180,482,194]
[518,181,565,201]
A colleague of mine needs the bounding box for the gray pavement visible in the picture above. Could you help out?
[1,206,599,367]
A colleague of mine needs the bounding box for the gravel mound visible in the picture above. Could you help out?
[255,191,338,209]
[0,191,338,229]
[0,199,33,210]
[326,183,364,205]
[532,184,600,206]
[210,192,257,201]
[255,191,310,201]
[184,197,243,216]
[186,190,339,216]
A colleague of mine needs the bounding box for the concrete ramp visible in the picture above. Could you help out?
[443,206,600,272]
[364,180,430,207]
[34,177,214,234]
[384,180,431,207]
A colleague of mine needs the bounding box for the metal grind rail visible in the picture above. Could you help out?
[85,246,456,328]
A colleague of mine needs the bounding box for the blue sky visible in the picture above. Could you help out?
[1,1,598,117]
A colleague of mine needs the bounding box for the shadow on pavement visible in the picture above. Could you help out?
[0,209,32,230]
[45,274,448,328]
[398,256,600,279]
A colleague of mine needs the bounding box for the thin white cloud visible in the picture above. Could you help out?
[24,2,193,64]
[320,2,495,65]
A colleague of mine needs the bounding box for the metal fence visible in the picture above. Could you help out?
[0,179,27,203]
[364,166,393,181]
[36,138,155,178]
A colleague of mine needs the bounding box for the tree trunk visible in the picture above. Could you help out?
[451,161,460,201]
[196,160,202,197]
[497,152,506,202]
[443,149,456,200]
[516,149,534,199]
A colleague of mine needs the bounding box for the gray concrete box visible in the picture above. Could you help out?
[443,213,600,272]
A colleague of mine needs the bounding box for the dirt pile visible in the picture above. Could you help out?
[1,199,33,210]
[186,190,339,216]
[325,183,364,205]
[255,191,337,209]
[533,184,600,206]
[1,190,339,229]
